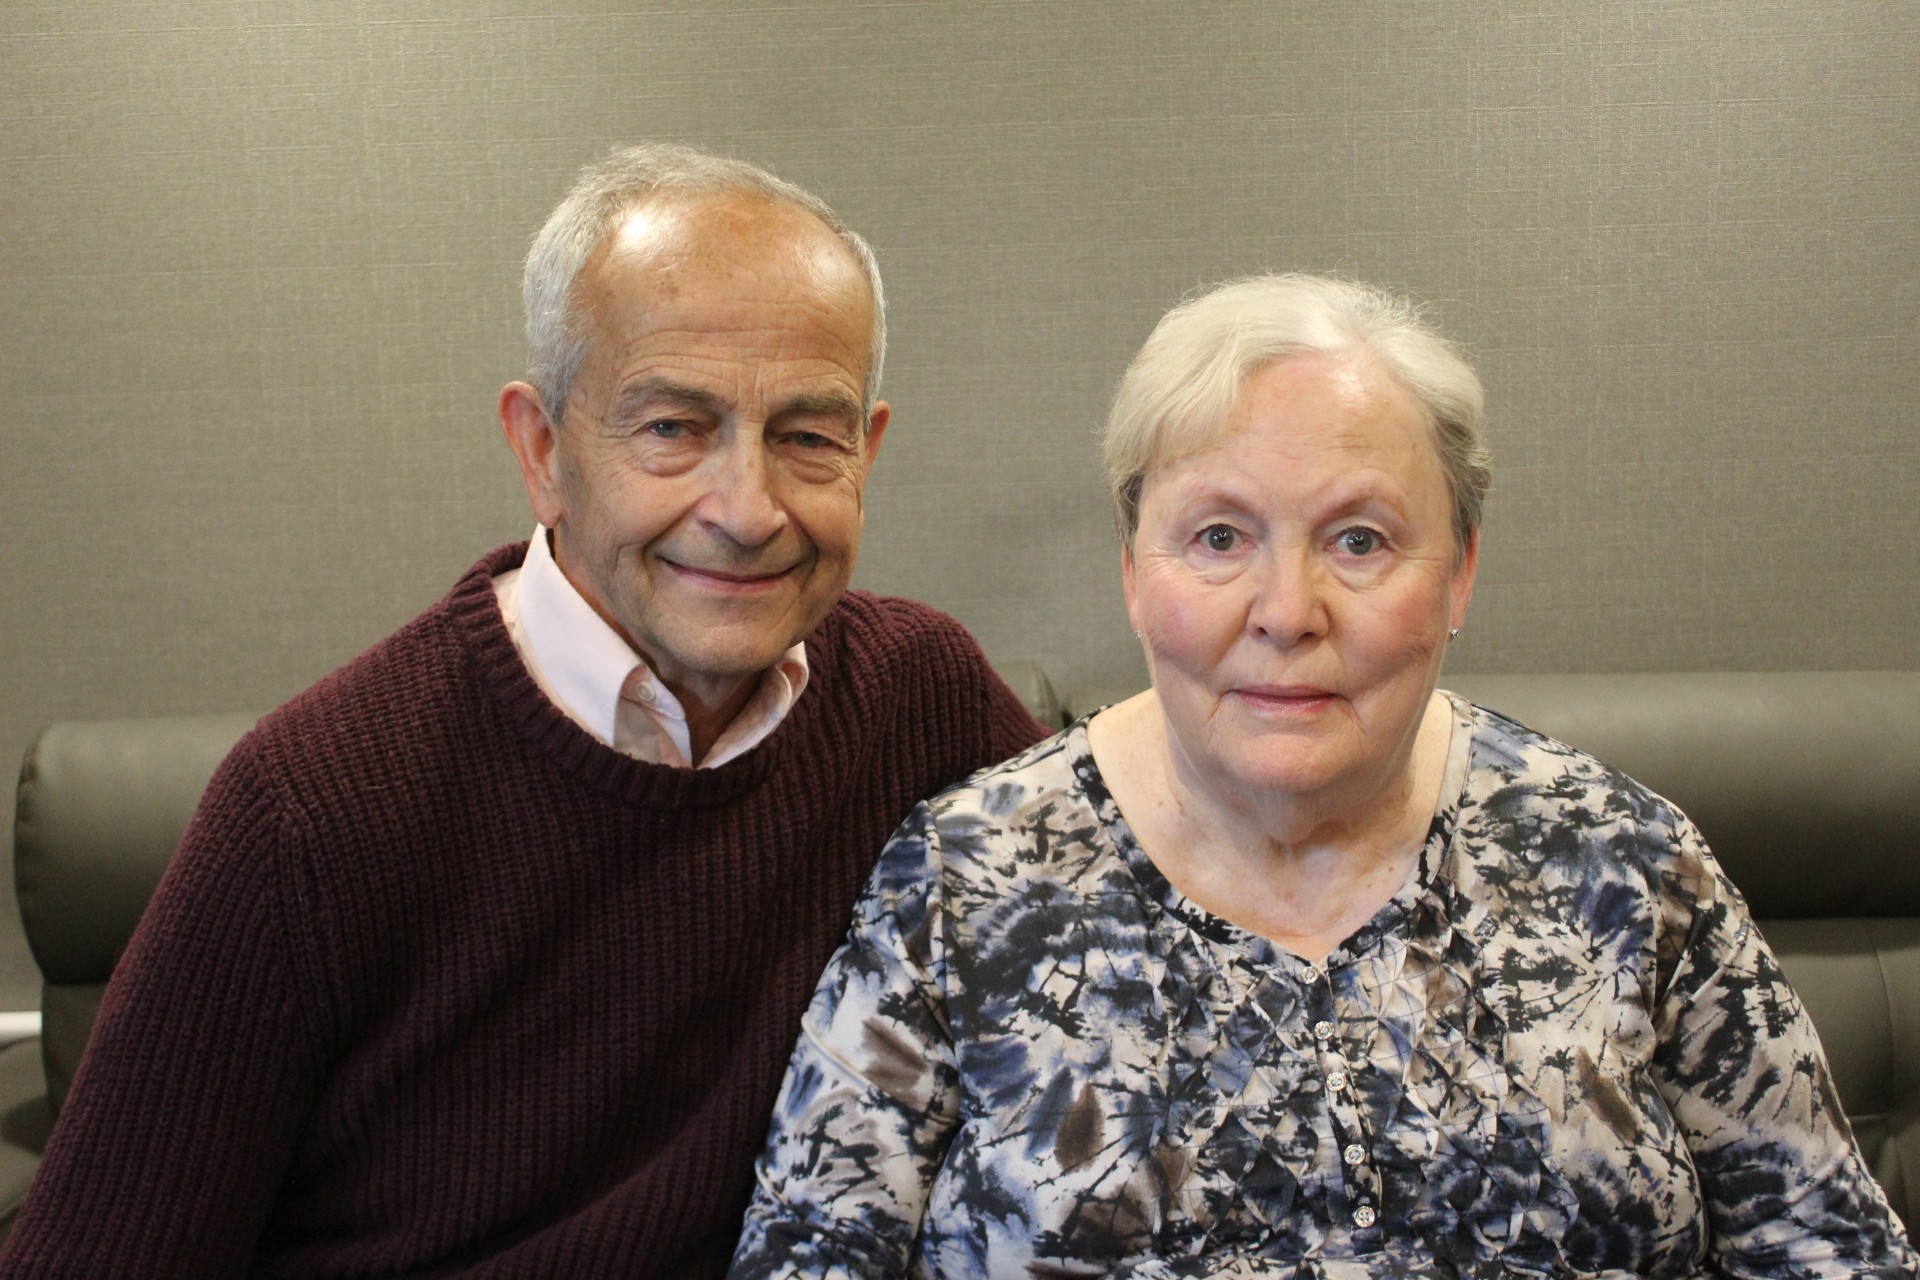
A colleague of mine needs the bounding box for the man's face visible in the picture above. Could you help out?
[505,194,887,717]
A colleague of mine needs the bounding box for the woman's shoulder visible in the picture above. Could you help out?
[1449,695,1710,888]
[1442,697,1740,991]
[925,720,1084,816]
[1459,696,1692,823]
[908,719,1122,891]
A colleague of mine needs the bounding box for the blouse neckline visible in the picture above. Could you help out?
[1067,691,1477,973]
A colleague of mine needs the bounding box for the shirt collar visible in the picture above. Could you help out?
[509,526,809,765]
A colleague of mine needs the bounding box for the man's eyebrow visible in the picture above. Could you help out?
[778,390,864,420]
[604,381,862,422]
[607,378,723,417]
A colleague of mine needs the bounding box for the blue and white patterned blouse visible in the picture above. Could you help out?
[730,696,1916,1278]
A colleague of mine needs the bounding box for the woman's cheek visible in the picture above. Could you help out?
[1137,569,1243,670]
[1369,574,1452,667]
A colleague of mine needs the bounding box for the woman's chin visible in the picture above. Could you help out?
[1194,739,1358,804]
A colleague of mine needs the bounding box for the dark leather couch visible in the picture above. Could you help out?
[2,673,1915,1237]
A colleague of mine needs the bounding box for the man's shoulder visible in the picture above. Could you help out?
[251,543,524,769]
[811,589,995,679]
[821,589,976,644]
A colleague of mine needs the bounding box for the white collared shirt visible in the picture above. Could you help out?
[493,526,809,769]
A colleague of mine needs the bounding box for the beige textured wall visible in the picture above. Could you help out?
[1,0,1916,1004]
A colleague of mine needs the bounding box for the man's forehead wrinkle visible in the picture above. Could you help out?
[567,190,877,424]
[600,192,861,295]
[591,252,867,352]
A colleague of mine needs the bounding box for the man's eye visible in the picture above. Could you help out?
[1336,527,1384,556]
[1200,524,1240,553]
[787,430,832,450]
[645,420,691,439]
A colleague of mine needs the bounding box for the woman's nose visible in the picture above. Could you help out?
[1246,549,1330,645]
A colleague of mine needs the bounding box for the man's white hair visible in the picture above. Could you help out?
[522,142,886,425]
[1104,273,1490,553]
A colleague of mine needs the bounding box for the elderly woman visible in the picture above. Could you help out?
[729,276,1916,1278]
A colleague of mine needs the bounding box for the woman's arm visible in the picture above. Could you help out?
[1650,817,1918,1279]
[731,803,964,1278]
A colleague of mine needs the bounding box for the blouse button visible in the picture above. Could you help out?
[1343,1143,1366,1165]
[1313,1020,1335,1041]
[1354,1204,1377,1228]
[1327,1071,1348,1092]
[1300,965,1320,983]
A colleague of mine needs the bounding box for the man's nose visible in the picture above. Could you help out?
[697,433,788,548]
[1246,547,1330,645]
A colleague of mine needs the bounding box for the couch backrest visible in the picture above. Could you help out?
[12,713,255,1112]
[12,673,1919,1229]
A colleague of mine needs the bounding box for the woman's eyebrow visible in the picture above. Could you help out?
[1312,470,1413,514]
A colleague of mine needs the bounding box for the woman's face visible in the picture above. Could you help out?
[1123,350,1477,812]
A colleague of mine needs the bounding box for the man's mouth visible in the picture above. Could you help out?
[662,561,796,590]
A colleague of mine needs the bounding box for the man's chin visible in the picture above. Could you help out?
[647,621,808,686]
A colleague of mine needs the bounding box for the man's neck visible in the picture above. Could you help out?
[495,529,810,768]
[670,676,758,766]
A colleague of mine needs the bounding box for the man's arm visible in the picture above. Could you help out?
[882,598,1053,781]
[0,740,331,1278]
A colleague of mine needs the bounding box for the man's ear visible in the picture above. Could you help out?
[860,400,891,475]
[500,382,566,527]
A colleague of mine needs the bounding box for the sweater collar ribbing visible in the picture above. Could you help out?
[446,542,806,811]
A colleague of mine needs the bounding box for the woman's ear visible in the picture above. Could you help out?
[1450,526,1481,630]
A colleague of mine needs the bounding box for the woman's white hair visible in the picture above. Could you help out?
[1104,273,1490,552]
[522,142,886,424]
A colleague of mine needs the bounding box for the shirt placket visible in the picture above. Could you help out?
[1301,961,1384,1252]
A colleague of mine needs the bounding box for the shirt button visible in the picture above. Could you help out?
[1354,1204,1377,1228]
[1313,1020,1335,1041]
[1300,965,1320,983]
[1344,1143,1366,1165]
[1327,1072,1348,1092]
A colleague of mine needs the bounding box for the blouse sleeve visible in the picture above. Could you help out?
[1649,816,1918,1278]
[730,802,962,1279]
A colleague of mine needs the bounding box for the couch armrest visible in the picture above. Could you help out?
[0,1038,50,1244]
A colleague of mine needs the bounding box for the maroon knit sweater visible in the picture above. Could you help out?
[0,544,1046,1279]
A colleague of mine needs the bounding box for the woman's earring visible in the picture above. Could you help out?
[1448,627,1461,640]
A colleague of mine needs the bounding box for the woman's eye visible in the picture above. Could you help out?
[1200,524,1239,553]
[1335,527,1384,556]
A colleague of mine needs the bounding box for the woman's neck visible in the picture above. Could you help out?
[1089,689,1455,965]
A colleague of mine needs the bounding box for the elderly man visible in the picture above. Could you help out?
[0,145,1046,1277]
